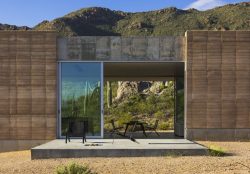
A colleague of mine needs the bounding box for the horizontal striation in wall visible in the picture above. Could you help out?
[186,31,250,134]
[57,36,186,61]
[0,31,57,140]
[186,128,250,141]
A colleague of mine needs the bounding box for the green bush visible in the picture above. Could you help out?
[56,162,97,174]
[166,119,174,129]
[208,145,226,156]
[117,113,132,126]
[154,111,165,120]
[104,81,176,131]
[158,119,174,130]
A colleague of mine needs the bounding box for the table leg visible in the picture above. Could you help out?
[129,122,137,140]
[124,124,129,136]
[131,122,137,132]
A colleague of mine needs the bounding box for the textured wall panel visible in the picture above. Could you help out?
[58,36,186,61]
[0,31,57,140]
[186,31,250,135]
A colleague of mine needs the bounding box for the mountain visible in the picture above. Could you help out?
[34,8,127,36]
[0,23,30,30]
[0,2,249,36]
[34,2,250,36]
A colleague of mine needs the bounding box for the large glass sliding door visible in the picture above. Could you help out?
[59,62,103,138]
[174,77,184,137]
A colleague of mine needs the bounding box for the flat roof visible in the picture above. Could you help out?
[104,62,184,81]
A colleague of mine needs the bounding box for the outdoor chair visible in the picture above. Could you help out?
[145,120,160,136]
[65,119,88,144]
[109,119,124,143]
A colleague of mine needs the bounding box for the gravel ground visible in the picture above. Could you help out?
[0,141,250,174]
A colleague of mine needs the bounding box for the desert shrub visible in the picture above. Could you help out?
[104,122,112,131]
[154,111,166,120]
[117,113,132,126]
[56,162,96,174]
[137,102,148,114]
[166,118,174,129]
[104,81,176,131]
[208,145,226,156]
[158,119,174,130]
[158,122,168,130]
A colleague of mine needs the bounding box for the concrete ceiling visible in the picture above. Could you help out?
[104,62,184,81]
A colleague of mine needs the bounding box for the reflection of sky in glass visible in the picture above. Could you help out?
[61,63,101,100]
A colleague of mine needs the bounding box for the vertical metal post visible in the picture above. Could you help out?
[57,62,62,138]
[174,77,177,136]
[101,62,104,138]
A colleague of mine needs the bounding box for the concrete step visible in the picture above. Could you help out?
[31,139,208,159]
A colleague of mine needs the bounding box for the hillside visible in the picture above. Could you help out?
[34,2,250,36]
[104,81,176,131]
[0,23,30,30]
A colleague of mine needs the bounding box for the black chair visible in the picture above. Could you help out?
[109,119,124,143]
[145,120,160,136]
[65,119,88,144]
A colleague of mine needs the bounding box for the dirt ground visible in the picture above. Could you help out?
[0,141,249,174]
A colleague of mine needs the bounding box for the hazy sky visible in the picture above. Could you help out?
[0,0,247,27]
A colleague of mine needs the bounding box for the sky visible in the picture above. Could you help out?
[0,0,247,27]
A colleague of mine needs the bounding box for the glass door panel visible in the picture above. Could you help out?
[60,62,102,137]
[174,77,184,137]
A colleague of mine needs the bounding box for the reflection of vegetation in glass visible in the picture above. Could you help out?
[61,63,101,137]
[61,82,101,136]
[104,81,175,131]
[176,77,184,124]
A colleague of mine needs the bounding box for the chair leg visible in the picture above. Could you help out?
[82,127,85,144]
[141,124,147,137]
[83,129,87,143]
[68,133,71,142]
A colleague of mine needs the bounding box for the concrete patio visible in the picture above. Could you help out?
[31,139,208,159]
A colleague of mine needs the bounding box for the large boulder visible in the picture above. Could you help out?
[115,81,167,101]
[115,81,138,101]
[149,82,165,94]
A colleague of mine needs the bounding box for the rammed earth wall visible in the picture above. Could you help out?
[185,31,250,140]
[0,31,57,147]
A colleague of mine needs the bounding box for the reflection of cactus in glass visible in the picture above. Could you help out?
[61,63,102,136]
[71,95,74,117]
[83,81,88,116]
[71,94,80,118]
[107,81,112,108]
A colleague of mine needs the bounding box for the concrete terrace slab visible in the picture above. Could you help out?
[31,139,208,159]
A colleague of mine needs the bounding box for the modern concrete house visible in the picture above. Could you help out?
[0,30,250,151]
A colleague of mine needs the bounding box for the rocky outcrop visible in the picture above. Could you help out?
[115,81,139,101]
[115,81,168,101]
[149,82,165,94]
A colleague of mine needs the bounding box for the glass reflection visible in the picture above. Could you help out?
[61,63,101,137]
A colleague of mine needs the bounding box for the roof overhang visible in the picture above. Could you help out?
[104,62,184,81]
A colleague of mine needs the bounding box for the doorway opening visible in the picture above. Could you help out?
[103,62,184,139]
